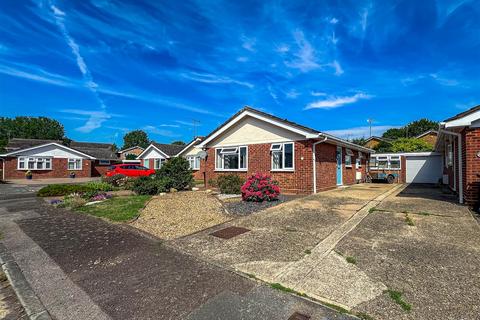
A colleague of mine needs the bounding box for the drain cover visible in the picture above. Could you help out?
[210,226,250,239]
[288,312,311,320]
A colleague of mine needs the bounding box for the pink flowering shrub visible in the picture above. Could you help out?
[241,173,280,202]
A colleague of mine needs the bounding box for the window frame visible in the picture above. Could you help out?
[369,155,402,170]
[187,156,200,170]
[98,160,110,165]
[17,157,53,170]
[355,157,362,169]
[345,155,353,168]
[271,142,295,171]
[68,158,82,171]
[214,146,248,171]
[153,158,166,170]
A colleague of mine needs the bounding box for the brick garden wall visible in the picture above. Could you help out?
[4,157,92,179]
[462,128,480,206]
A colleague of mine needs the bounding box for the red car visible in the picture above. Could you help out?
[105,164,156,177]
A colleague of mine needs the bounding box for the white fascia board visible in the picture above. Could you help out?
[444,110,480,128]
[199,111,319,148]
[175,138,200,157]
[320,134,374,153]
[3,143,96,159]
[136,144,169,159]
[373,152,440,157]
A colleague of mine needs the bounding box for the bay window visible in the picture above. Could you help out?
[215,146,247,170]
[68,158,82,170]
[187,156,200,170]
[18,157,52,170]
[271,142,294,170]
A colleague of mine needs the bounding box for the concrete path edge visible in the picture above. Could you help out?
[0,243,52,320]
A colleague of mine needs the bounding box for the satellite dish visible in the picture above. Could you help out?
[197,150,208,159]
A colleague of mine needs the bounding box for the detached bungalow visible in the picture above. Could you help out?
[136,142,185,170]
[436,105,480,205]
[117,146,144,160]
[198,107,373,194]
[0,138,119,180]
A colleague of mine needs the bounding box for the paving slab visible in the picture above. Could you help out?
[337,184,480,320]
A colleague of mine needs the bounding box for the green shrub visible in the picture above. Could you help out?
[156,157,193,190]
[37,184,92,197]
[85,181,113,191]
[59,193,87,208]
[102,174,129,187]
[217,174,244,194]
[207,178,217,187]
[132,176,172,195]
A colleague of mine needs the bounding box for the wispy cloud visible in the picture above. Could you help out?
[286,89,300,99]
[175,120,202,126]
[49,2,109,132]
[305,92,372,110]
[241,35,256,52]
[143,125,180,137]
[429,73,459,86]
[267,84,279,104]
[311,91,327,96]
[60,109,112,133]
[325,125,398,139]
[285,30,319,72]
[0,63,76,87]
[181,71,254,88]
[330,60,344,76]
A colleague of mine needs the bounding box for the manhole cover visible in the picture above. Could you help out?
[210,226,250,239]
[288,312,311,320]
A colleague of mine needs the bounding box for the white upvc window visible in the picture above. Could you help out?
[18,157,52,170]
[369,155,401,170]
[389,156,401,169]
[355,158,362,169]
[154,158,166,169]
[187,156,200,170]
[271,142,294,171]
[215,146,248,171]
[68,158,82,170]
[345,149,354,168]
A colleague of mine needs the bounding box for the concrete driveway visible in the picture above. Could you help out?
[173,183,480,319]
[0,183,352,320]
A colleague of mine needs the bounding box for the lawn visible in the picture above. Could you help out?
[77,195,151,222]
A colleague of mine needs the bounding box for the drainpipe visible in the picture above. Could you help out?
[312,136,328,193]
[439,129,463,204]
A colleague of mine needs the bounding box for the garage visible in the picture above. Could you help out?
[405,153,442,183]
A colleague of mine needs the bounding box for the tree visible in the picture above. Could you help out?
[390,138,433,153]
[122,130,149,149]
[0,116,66,152]
[373,141,393,153]
[351,138,367,146]
[382,128,406,140]
[171,140,186,145]
[125,154,137,160]
[404,118,438,137]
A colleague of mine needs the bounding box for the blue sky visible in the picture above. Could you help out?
[1,0,479,145]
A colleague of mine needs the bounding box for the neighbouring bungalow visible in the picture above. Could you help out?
[0,138,119,180]
[197,107,373,194]
[363,136,392,149]
[436,105,480,206]
[415,130,438,146]
[175,137,205,180]
[117,146,144,160]
[136,142,186,170]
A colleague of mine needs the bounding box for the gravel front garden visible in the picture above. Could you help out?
[132,191,233,240]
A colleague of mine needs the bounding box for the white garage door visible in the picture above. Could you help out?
[406,155,442,183]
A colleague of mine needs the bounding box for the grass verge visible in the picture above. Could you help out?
[76,195,151,222]
[404,213,415,226]
[387,289,412,311]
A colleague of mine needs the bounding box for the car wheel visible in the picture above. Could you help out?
[387,175,395,184]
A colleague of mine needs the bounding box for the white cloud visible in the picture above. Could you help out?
[181,71,254,88]
[143,125,180,137]
[241,35,256,52]
[286,89,300,99]
[429,73,459,86]
[330,60,344,75]
[329,17,339,24]
[50,5,65,17]
[158,124,180,128]
[305,92,372,110]
[311,91,327,96]
[285,30,320,72]
[267,85,279,104]
[325,125,398,139]
[275,44,290,53]
[60,109,112,133]
[236,56,248,62]
[175,120,202,127]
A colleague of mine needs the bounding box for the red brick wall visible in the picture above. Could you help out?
[4,157,92,179]
[204,140,315,194]
[204,140,368,194]
[462,128,480,205]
